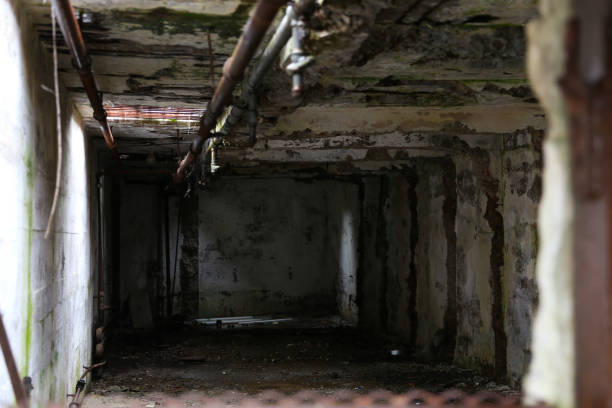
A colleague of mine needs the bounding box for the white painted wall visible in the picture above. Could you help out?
[0,1,94,404]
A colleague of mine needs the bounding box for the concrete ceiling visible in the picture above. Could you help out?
[23,0,542,167]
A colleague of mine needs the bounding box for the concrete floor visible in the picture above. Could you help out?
[83,323,517,407]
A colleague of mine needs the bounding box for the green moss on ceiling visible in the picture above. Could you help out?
[110,3,252,38]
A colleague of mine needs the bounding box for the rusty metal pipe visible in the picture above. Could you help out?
[51,0,118,157]
[0,313,29,408]
[222,0,315,136]
[68,361,106,408]
[96,175,104,326]
[199,0,314,171]
[176,0,286,180]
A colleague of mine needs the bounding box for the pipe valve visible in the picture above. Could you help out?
[285,17,314,97]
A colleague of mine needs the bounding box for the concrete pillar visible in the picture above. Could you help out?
[180,194,199,318]
[522,0,574,407]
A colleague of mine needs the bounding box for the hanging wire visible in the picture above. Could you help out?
[45,4,63,240]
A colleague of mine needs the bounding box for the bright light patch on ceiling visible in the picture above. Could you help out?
[105,105,204,124]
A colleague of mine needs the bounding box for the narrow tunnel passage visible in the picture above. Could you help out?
[0,0,569,406]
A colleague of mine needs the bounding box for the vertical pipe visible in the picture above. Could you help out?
[96,175,104,326]
[170,199,183,315]
[290,18,306,97]
[247,92,258,145]
[164,195,171,317]
[110,178,121,316]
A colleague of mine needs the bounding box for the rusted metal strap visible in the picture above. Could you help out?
[0,313,29,408]
[55,390,546,407]
[67,361,107,408]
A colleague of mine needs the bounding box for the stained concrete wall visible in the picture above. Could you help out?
[453,133,541,381]
[0,1,95,404]
[116,177,361,323]
[357,164,452,353]
[357,136,541,383]
[454,150,499,371]
[414,160,455,357]
[196,178,359,319]
[502,133,541,385]
[357,172,420,343]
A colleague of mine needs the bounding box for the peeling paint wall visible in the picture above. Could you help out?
[0,1,94,404]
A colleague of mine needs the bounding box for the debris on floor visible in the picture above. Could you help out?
[192,315,294,328]
[83,322,519,407]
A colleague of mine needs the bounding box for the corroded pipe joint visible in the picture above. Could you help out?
[291,83,303,98]
[287,17,312,98]
[75,379,86,392]
[71,54,92,73]
[190,143,203,156]
[93,109,107,123]
[222,57,243,86]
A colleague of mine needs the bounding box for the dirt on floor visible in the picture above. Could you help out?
[83,324,517,407]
